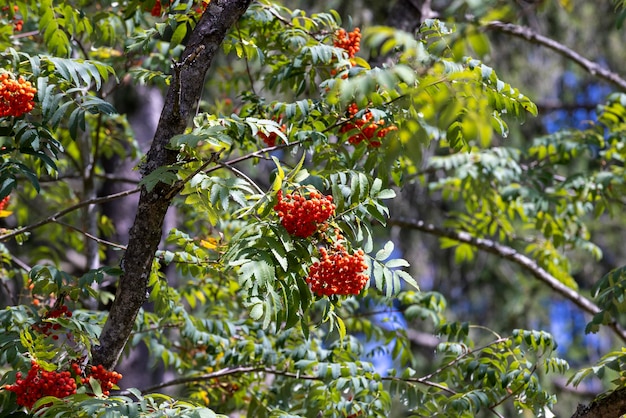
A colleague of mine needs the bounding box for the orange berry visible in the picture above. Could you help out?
[274,189,335,238]
[306,238,368,296]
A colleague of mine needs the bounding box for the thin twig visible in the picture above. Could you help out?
[478,19,626,92]
[0,188,140,242]
[211,139,308,169]
[0,279,16,305]
[53,219,127,251]
[235,23,257,96]
[131,364,457,396]
[384,374,457,395]
[389,218,626,343]
[9,255,31,272]
[421,338,507,382]
[218,161,265,195]
[164,150,223,200]
[490,364,537,411]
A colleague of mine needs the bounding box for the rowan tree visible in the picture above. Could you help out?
[0,1,624,417]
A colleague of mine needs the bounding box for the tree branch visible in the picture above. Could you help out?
[571,387,626,418]
[479,19,626,92]
[53,219,127,251]
[388,218,626,343]
[91,0,253,370]
[0,188,140,242]
[132,364,456,396]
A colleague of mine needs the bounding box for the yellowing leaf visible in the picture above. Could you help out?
[558,0,573,11]
[200,237,220,250]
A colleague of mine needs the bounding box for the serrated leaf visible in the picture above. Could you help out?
[376,188,396,199]
[375,241,394,261]
[170,23,188,48]
[250,303,263,320]
[395,269,419,290]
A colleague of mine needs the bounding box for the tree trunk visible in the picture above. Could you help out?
[92,0,252,370]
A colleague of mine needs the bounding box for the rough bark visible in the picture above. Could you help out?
[571,387,626,418]
[92,0,252,370]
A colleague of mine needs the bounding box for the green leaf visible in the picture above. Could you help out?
[375,241,394,261]
[139,166,180,192]
[250,303,264,320]
[171,23,188,48]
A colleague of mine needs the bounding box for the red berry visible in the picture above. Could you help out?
[258,121,287,147]
[0,73,36,118]
[334,27,361,59]
[33,303,73,337]
[340,103,397,147]
[274,189,335,238]
[306,238,368,296]
[83,364,122,396]
[4,362,77,409]
[0,195,10,211]
[149,0,172,16]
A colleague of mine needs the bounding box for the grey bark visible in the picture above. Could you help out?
[102,86,164,389]
[92,0,252,370]
[571,387,626,418]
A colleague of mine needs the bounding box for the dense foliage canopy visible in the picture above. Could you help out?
[0,0,625,417]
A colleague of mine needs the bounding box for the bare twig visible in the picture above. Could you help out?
[163,150,223,200]
[9,255,31,272]
[420,337,507,382]
[389,218,626,343]
[53,219,127,251]
[235,23,258,96]
[0,279,16,305]
[0,188,140,243]
[218,161,265,195]
[478,19,626,92]
[132,364,457,396]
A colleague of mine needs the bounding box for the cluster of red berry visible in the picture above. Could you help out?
[32,304,72,340]
[3,360,123,409]
[274,189,335,238]
[4,362,77,409]
[334,28,361,60]
[149,0,166,16]
[2,5,23,32]
[75,364,123,396]
[150,0,208,16]
[258,123,286,147]
[339,103,397,147]
[195,0,209,14]
[306,238,368,296]
[0,73,36,118]
[0,195,10,211]
[330,27,361,79]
